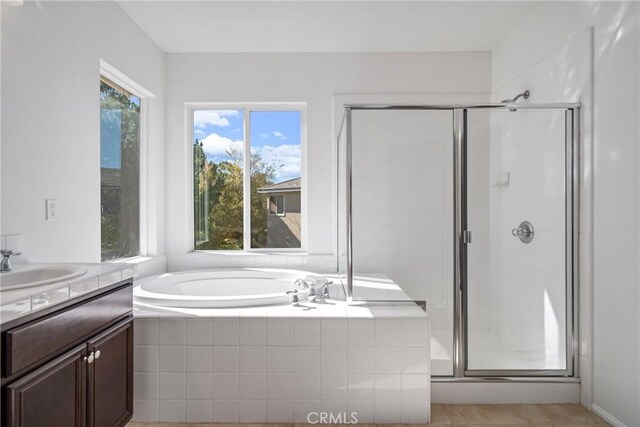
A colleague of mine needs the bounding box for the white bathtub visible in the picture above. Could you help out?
[134,268,329,308]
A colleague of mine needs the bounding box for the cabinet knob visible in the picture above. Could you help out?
[94,350,101,360]
[87,353,95,364]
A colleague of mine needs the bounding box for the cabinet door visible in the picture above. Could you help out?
[6,345,86,427]
[86,318,133,427]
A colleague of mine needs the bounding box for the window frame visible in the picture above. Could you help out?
[100,60,155,261]
[187,103,307,253]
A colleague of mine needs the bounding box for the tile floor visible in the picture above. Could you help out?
[127,403,608,426]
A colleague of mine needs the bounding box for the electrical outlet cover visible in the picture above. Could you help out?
[46,199,57,220]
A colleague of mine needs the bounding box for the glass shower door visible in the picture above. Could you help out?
[465,108,575,374]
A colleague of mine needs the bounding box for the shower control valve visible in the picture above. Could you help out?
[512,221,534,244]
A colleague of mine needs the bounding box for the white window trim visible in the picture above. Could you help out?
[186,102,307,253]
[100,59,155,259]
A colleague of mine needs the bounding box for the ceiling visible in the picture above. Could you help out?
[117,1,541,53]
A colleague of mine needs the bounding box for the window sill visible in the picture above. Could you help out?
[104,255,167,278]
[192,250,309,256]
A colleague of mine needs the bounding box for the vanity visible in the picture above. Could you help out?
[0,264,134,427]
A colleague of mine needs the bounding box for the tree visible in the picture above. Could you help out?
[193,142,280,250]
[100,81,140,260]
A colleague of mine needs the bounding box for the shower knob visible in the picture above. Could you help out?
[512,221,534,244]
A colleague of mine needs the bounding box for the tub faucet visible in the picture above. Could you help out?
[320,281,334,300]
[295,278,317,298]
[1,249,21,272]
[286,290,301,306]
[311,281,334,304]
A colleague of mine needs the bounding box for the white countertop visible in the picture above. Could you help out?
[0,263,135,324]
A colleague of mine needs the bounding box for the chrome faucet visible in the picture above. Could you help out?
[291,278,334,305]
[319,281,334,301]
[1,249,21,272]
[286,290,301,306]
[295,278,317,298]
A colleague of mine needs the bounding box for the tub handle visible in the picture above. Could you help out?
[286,290,300,305]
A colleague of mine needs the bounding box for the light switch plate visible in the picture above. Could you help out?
[46,199,57,220]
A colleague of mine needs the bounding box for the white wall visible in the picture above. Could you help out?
[492,2,639,425]
[164,52,491,265]
[1,1,166,262]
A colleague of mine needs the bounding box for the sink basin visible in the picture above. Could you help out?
[0,265,88,291]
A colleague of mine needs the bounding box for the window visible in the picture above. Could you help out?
[269,195,285,216]
[192,107,303,250]
[100,78,140,261]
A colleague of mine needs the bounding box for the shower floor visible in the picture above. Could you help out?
[467,328,566,371]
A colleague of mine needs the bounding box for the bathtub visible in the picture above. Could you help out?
[132,268,431,424]
[134,268,331,308]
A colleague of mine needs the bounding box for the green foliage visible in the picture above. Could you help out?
[193,142,278,250]
[100,81,140,261]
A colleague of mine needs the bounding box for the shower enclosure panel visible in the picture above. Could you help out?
[338,102,579,378]
[465,107,578,375]
[338,108,455,376]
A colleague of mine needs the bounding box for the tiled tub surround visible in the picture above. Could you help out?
[0,263,135,323]
[132,303,430,423]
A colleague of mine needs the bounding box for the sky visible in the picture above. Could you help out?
[194,109,301,182]
[100,92,141,169]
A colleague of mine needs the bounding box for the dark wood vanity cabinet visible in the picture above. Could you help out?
[87,319,133,427]
[5,345,87,427]
[1,280,133,427]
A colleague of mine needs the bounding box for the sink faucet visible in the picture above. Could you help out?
[1,249,21,272]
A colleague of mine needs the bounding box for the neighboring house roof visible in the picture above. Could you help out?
[258,177,301,194]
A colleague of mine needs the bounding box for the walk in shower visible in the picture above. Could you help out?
[336,100,580,378]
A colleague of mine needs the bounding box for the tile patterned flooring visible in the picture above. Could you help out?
[127,403,608,426]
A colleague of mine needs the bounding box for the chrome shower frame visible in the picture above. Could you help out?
[337,102,581,378]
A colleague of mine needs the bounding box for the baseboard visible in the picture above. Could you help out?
[591,404,627,427]
[432,382,580,404]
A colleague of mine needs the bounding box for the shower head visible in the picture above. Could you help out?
[501,90,530,111]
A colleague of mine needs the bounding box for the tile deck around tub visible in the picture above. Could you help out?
[132,301,429,424]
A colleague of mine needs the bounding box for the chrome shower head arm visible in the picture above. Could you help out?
[502,90,530,104]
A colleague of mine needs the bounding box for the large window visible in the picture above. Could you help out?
[193,107,303,250]
[100,78,141,261]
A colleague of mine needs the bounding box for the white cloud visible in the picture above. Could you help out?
[200,131,300,182]
[254,144,301,181]
[194,110,240,128]
[200,132,243,159]
[260,132,270,138]
[272,131,287,140]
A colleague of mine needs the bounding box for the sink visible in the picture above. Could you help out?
[0,265,88,291]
